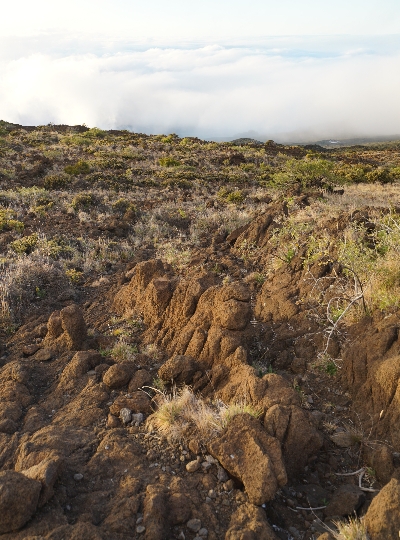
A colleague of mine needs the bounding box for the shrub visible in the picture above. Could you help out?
[365,167,393,184]
[71,193,95,210]
[272,158,340,190]
[10,234,38,254]
[43,174,69,190]
[159,157,181,167]
[0,209,24,232]
[0,256,69,324]
[64,160,91,175]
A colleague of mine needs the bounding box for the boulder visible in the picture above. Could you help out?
[168,492,192,525]
[363,444,394,485]
[264,404,323,477]
[209,414,287,505]
[22,456,63,507]
[43,304,87,351]
[225,503,279,540]
[143,484,169,540]
[324,484,365,517]
[58,350,103,389]
[365,478,400,540]
[128,369,152,392]
[103,362,135,389]
[158,355,199,385]
[0,470,41,533]
[110,392,152,415]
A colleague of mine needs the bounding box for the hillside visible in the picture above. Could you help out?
[0,121,400,539]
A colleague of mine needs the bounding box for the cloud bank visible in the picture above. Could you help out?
[1,35,399,142]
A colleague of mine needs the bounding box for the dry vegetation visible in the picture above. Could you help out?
[1,120,400,539]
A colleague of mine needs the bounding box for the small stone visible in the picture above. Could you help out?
[33,348,53,362]
[73,473,83,481]
[131,412,144,425]
[120,408,132,425]
[187,518,202,532]
[106,414,120,428]
[186,460,200,473]
[189,439,201,454]
[178,532,185,540]
[216,465,229,483]
[223,480,234,491]
[202,461,212,471]
[208,489,217,499]
[136,516,143,524]
[136,525,146,534]
[198,528,208,538]
[307,396,314,404]
[22,344,40,356]
[194,537,203,540]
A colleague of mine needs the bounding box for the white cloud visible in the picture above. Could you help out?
[1,37,400,141]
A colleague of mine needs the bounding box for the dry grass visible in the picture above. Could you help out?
[331,516,369,540]
[147,386,262,443]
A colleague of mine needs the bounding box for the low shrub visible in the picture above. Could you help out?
[64,160,91,175]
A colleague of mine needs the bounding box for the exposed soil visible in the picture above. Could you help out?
[0,123,400,539]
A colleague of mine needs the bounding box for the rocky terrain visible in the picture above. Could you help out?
[0,120,400,539]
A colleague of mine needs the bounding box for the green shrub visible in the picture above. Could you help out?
[44,174,69,190]
[0,210,24,232]
[10,234,38,254]
[64,160,91,175]
[217,187,245,203]
[71,193,95,210]
[365,167,393,184]
[272,158,340,190]
[112,198,136,215]
[159,157,181,167]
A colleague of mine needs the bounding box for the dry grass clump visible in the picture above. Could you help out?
[331,516,369,540]
[148,386,262,443]
[0,256,69,326]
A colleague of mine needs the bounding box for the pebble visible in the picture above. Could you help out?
[202,461,212,471]
[198,528,208,537]
[136,525,146,534]
[73,473,83,481]
[131,412,144,424]
[187,518,202,532]
[34,348,53,362]
[208,489,217,499]
[217,465,229,482]
[120,408,132,425]
[186,460,200,473]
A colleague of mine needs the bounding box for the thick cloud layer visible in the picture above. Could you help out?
[1,36,399,141]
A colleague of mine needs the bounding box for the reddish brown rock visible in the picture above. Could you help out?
[43,304,87,351]
[365,478,400,540]
[143,484,169,540]
[158,355,199,385]
[22,344,40,356]
[128,368,152,392]
[209,414,287,505]
[33,348,54,362]
[109,392,152,415]
[324,484,365,517]
[264,404,323,477]
[225,503,279,540]
[169,492,192,525]
[103,362,135,389]
[22,456,63,507]
[0,470,41,533]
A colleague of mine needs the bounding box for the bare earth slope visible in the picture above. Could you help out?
[0,122,400,539]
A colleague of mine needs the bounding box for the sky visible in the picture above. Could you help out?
[1,0,400,141]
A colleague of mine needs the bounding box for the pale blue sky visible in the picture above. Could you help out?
[3,0,400,38]
[1,1,400,140]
